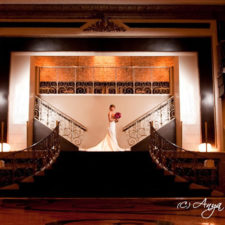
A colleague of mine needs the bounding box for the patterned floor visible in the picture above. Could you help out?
[0,198,224,225]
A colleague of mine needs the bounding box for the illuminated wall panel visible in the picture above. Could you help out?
[8,54,30,151]
[179,55,201,151]
[34,56,175,83]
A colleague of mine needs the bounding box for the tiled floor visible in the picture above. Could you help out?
[0,198,224,225]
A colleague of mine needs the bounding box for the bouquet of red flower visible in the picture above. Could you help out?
[114,112,121,119]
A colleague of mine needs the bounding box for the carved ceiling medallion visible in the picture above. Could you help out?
[84,17,126,32]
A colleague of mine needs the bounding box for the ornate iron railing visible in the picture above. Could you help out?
[37,65,172,95]
[39,81,170,95]
[149,123,219,189]
[34,96,87,146]
[123,96,175,146]
[0,123,60,188]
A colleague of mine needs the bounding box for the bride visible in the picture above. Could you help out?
[83,104,128,152]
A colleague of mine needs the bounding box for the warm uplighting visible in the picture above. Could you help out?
[0,92,6,106]
[0,143,11,152]
[93,56,116,66]
[202,93,214,107]
[198,143,212,152]
[201,223,215,225]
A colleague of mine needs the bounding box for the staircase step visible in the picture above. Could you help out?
[0,151,214,197]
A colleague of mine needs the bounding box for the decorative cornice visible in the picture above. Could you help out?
[0,4,225,20]
[84,17,126,32]
[1,0,225,5]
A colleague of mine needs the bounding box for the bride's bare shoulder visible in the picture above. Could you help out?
[108,111,114,118]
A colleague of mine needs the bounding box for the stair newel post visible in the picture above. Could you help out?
[150,121,153,136]
[47,104,49,127]
[56,120,60,153]
[32,138,37,173]
[70,120,72,145]
[37,97,40,121]
[160,106,163,127]
[69,120,72,146]
[56,120,59,131]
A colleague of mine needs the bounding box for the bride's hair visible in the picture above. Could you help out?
[109,104,115,109]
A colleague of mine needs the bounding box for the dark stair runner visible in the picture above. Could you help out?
[0,151,211,197]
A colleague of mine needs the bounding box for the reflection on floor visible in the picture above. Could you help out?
[0,198,224,225]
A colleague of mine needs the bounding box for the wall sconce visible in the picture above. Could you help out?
[198,121,212,152]
[0,92,6,106]
[198,121,215,169]
[198,143,212,152]
[0,143,10,152]
[0,121,10,152]
[202,92,214,107]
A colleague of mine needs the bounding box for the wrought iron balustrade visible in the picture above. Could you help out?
[0,123,60,188]
[34,96,87,146]
[37,65,172,95]
[149,123,219,189]
[39,81,170,95]
[123,96,175,146]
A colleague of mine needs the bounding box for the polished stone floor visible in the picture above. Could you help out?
[0,198,224,225]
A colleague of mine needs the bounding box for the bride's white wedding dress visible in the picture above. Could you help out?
[83,121,127,152]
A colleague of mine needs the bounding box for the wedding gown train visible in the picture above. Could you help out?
[83,121,128,152]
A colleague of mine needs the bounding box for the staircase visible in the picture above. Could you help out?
[34,96,174,151]
[0,96,222,197]
[123,96,175,149]
[0,124,60,191]
[34,96,87,148]
[0,151,213,198]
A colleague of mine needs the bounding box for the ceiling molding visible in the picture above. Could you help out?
[0,4,225,20]
[0,0,225,5]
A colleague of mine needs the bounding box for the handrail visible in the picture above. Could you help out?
[38,66,171,69]
[123,96,174,132]
[0,123,60,188]
[35,96,87,131]
[149,123,219,189]
[34,96,87,146]
[122,96,175,146]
